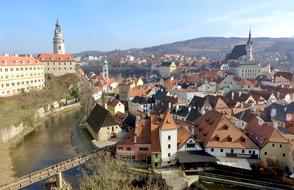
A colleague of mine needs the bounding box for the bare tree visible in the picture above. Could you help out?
[80,153,167,190]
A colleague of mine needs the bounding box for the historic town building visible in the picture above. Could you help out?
[37,54,75,76]
[228,29,261,79]
[0,54,45,97]
[37,20,76,76]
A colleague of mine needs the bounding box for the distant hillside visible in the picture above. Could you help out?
[75,37,294,59]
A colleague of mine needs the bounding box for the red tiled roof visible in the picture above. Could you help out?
[151,115,161,152]
[245,118,288,148]
[159,109,177,130]
[37,54,74,61]
[194,110,258,149]
[0,55,40,66]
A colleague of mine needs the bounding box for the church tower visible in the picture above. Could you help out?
[53,19,65,54]
[102,56,109,92]
[246,28,253,62]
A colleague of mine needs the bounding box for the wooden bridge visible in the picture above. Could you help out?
[0,152,97,190]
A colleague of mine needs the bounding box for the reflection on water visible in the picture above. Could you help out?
[10,110,83,189]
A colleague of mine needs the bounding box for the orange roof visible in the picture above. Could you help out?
[128,85,152,97]
[0,55,41,66]
[151,115,161,152]
[37,54,74,61]
[194,110,258,149]
[136,118,151,144]
[245,118,288,148]
[159,109,177,130]
[177,126,194,149]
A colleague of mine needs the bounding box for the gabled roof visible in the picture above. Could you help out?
[131,96,155,104]
[136,118,151,144]
[159,109,177,130]
[233,109,257,123]
[189,96,206,109]
[87,104,117,133]
[151,116,161,152]
[177,126,196,149]
[274,71,294,82]
[194,111,258,149]
[245,118,288,148]
[226,44,247,60]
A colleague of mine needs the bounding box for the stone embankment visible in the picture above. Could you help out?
[0,101,81,186]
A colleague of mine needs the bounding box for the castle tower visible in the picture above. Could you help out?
[246,28,253,62]
[53,19,65,54]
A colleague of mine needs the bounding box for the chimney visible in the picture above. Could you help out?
[284,107,287,112]
[241,102,244,108]
[191,127,195,136]
[168,102,171,109]
[134,134,137,144]
[231,92,235,100]
[188,107,191,112]
[239,91,242,97]
[176,104,179,112]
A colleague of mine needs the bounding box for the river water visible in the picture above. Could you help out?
[10,110,87,189]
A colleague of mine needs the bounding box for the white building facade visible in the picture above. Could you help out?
[0,54,45,97]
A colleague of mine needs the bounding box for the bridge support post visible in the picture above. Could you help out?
[56,172,63,188]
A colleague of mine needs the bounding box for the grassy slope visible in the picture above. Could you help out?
[0,74,79,129]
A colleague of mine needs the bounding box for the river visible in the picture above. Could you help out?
[10,110,92,189]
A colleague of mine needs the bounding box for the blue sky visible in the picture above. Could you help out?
[1,0,294,53]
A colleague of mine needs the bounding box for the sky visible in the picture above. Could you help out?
[1,0,294,53]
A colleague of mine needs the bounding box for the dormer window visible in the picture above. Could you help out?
[227,135,232,142]
[223,125,229,130]
[214,135,220,141]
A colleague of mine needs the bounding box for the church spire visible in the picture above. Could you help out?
[247,27,252,45]
[246,27,253,62]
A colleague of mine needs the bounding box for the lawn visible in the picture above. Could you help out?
[0,74,79,129]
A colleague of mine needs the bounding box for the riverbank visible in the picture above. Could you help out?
[0,103,81,187]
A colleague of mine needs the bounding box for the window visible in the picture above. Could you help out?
[249,150,252,154]
[220,149,223,152]
[168,144,171,149]
[211,148,214,152]
[126,147,131,151]
[283,153,286,157]
[167,161,171,164]
[242,150,245,153]
[154,163,158,167]
[231,149,234,153]
[139,147,148,151]
[118,147,123,150]
[280,144,282,148]
[155,154,158,158]
[168,153,171,157]
[272,144,275,147]
[187,143,195,148]
[252,151,255,155]
[264,152,267,156]
[168,135,171,140]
